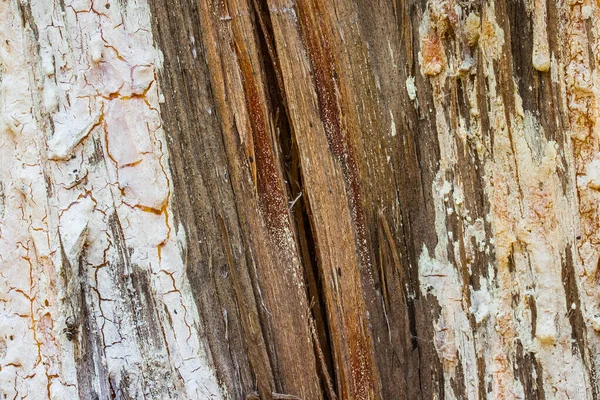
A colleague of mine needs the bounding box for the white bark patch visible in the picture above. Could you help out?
[59,196,94,264]
[48,111,102,160]
[389,110,396,137]
[418,9,447,77]
[584,159,600,190]
[405,76,417,101]
[469,281,492,324]
[562,1,600,394]
[418,246,478,400]
[0,0,224,398]
[464,12,480,47]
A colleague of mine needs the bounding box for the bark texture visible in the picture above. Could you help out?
[1,0,599,399]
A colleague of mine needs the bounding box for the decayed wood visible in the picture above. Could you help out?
[1,0,600,399]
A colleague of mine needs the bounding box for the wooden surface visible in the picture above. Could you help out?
[1,0,599,398]
[149,0,600,398]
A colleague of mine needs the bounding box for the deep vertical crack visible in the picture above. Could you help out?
[249,2,338,398]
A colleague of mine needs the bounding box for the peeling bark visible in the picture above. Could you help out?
[1,0,600,399]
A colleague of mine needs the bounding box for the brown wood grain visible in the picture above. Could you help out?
[146,0,599,398]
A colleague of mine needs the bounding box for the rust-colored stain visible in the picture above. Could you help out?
[233,30,289,240]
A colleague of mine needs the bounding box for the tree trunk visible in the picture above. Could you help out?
[1,0,599,398]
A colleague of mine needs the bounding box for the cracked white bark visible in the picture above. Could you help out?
[0,0,223,398]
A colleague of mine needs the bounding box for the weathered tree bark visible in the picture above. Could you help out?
[1,0,599,398]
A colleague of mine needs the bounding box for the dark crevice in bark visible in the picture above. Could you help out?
[476,49,492,159]
[506,0,571,197]
[562,246,599,400]
[109,211,180,398]
[450,354,466,400]
[297,190,339,400]
[476,353,487,399]
[73,244,111,400]
[17,0,39,43]
[514,340,544,400]
[249,2,337,398]
[527,290,538,338]
[231,5,321,396]
[289,170,338,399]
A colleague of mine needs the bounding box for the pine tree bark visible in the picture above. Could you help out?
[1,0,599,399]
